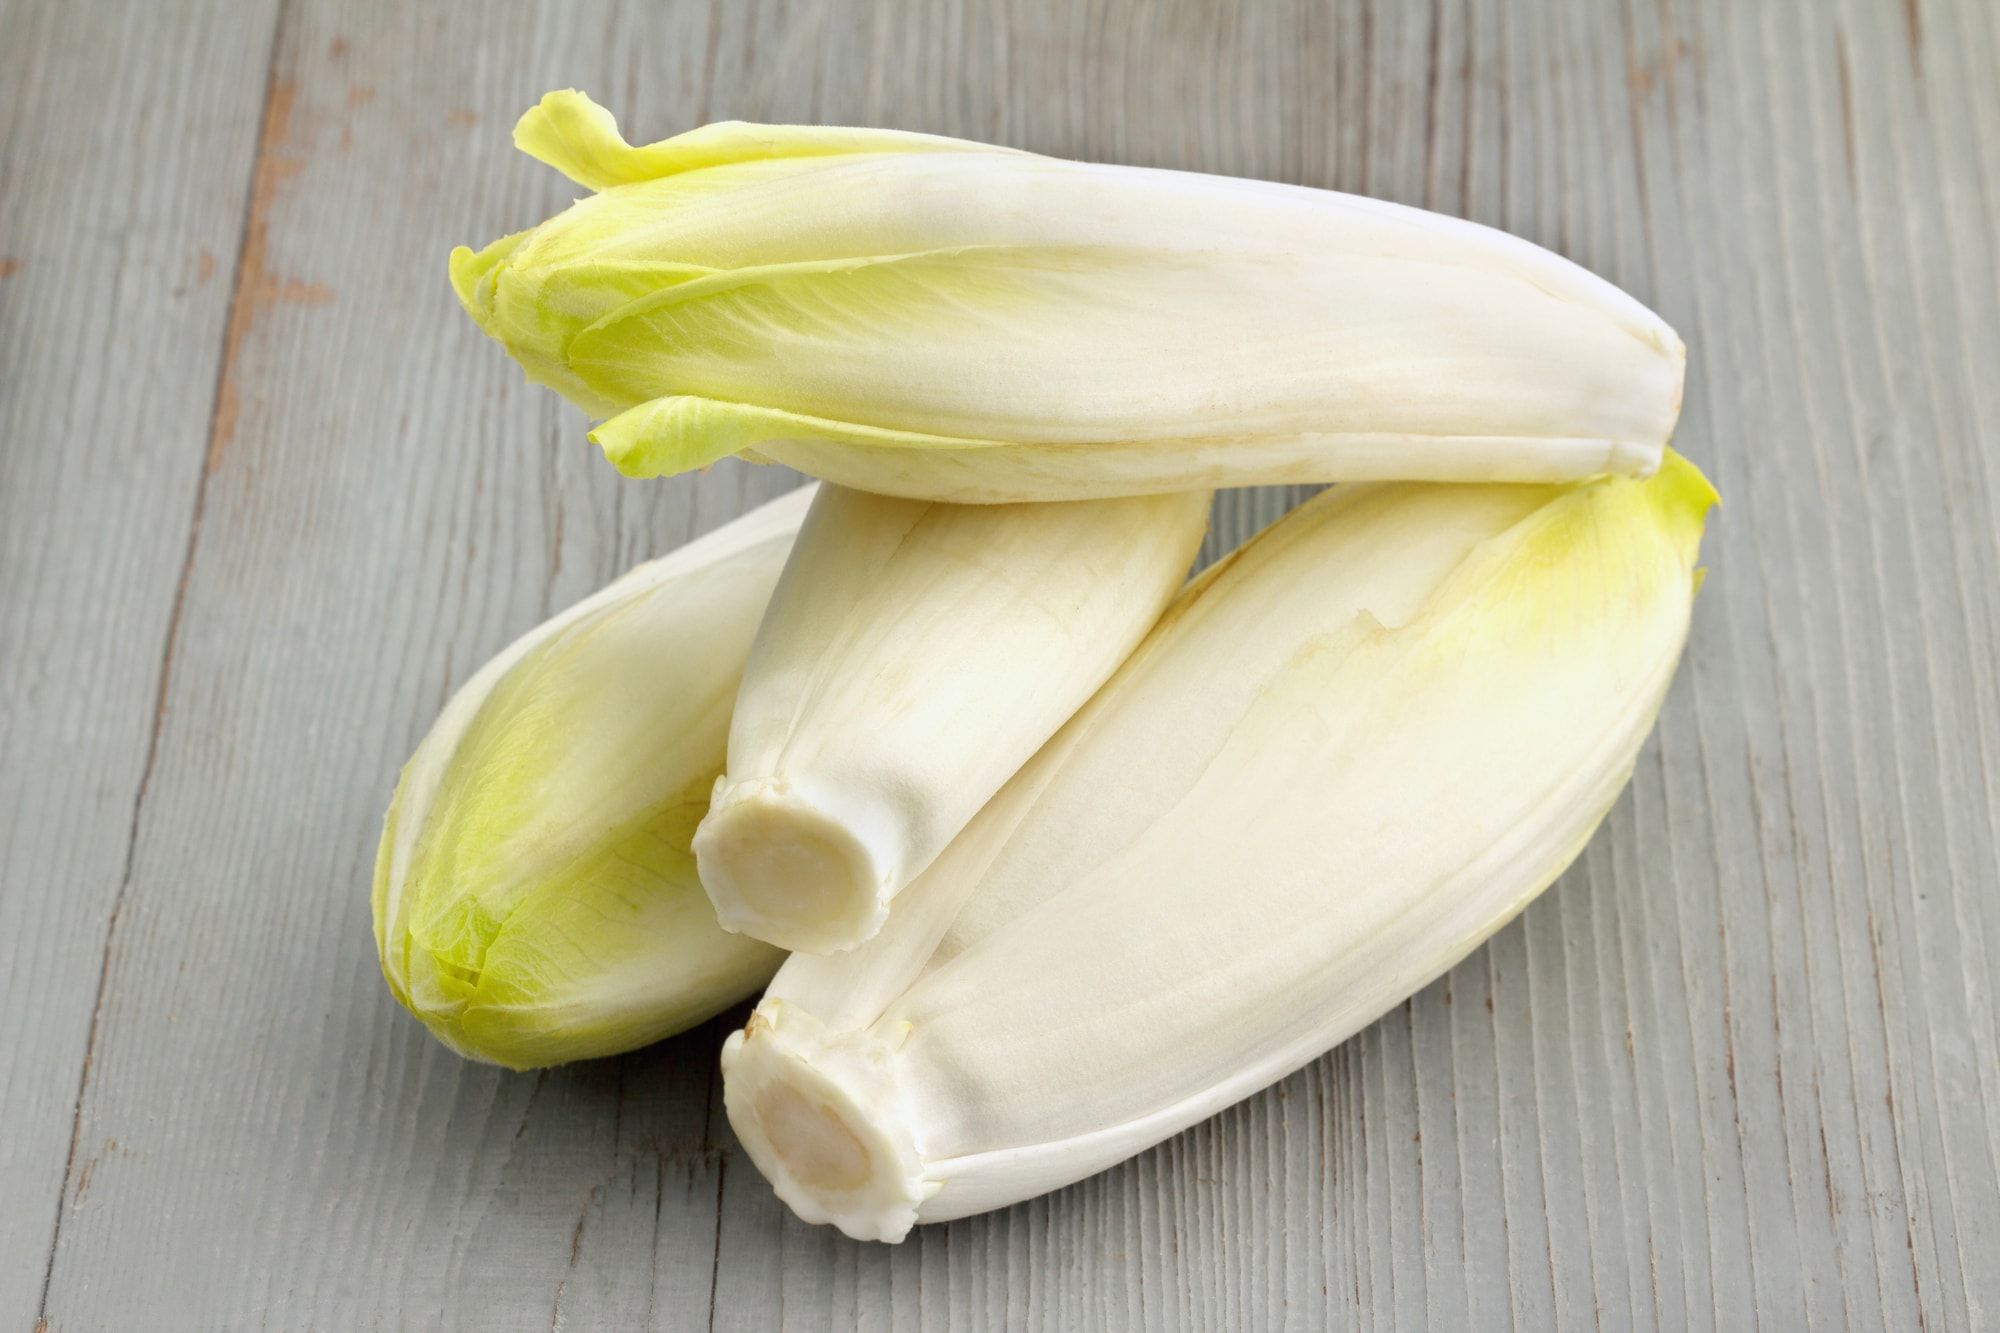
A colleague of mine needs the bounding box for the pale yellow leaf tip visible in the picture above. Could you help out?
[447,230,529,334]
[512,89,645,191]
[590,395,1006,480]
[589,396,746,478]
[1644,448,1720,570]
[512,90,1002,194]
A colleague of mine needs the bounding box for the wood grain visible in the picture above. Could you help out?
[0,1,281,1327]
[5,0,1996,1328]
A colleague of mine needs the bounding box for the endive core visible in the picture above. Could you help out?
[721,1000,931,1243]
[695,781,887,952]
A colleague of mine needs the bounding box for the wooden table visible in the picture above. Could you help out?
[5,1,1996,1327]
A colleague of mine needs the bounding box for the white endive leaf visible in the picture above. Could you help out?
[372,486,813,1070]
[692,484,1211,953]
[721,454,1717,1240]
[453,90,1684,502]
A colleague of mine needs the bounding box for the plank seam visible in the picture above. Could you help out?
[703,1015,727,1332]
[30,5,290,1322]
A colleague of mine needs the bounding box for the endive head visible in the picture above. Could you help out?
[724,453,1716,1241]
[372,489,811,1069]
[453,91,1685,501]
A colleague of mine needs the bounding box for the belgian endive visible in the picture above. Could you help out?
[693,485,1211,953]
[721,454,1718,1240]
[372,487,812,1070]
[451,91,1685,503]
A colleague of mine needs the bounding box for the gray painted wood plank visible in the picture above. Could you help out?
[0,1,279,1327]
[29,5,803,1329]
[14,0,2000,1328]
